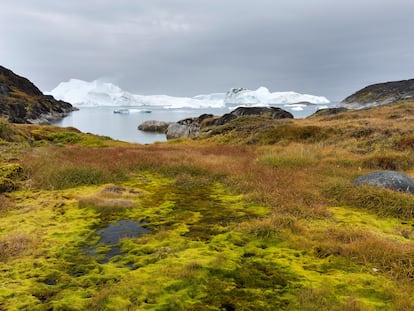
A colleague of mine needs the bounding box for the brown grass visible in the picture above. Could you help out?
[0,233,40,261]
[312,226,414,280]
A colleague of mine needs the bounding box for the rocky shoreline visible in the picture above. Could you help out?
[138,107,294,140]
[0,66,77,124]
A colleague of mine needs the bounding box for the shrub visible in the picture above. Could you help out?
[47,132,83,144]
[0,118,26,142]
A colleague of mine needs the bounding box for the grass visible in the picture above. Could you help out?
[323,180,414,218]
[1,102,414,309]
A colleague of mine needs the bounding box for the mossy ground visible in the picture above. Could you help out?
[2,102,414,310]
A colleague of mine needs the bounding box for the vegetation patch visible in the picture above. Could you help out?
[2,103,414,309]
[361,152,414,170]
[323,180,414,219]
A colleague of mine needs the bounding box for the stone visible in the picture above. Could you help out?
[138,120,173,133]
[166,123,200,140]
[353,170,414,194]
[230,107,293,119]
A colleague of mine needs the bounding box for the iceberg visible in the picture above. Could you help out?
[47,79,330,109]
[224,87,330,106]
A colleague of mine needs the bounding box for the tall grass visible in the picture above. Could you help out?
[323,180,414,219]
[0,118,26,142]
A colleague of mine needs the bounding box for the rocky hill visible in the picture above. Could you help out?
[339,79,414,109]
[0,66,76,124]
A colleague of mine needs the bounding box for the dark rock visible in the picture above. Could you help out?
[0,65,77,124]
[308,107,348,117]
[270,107,294,119]
[204,113,238,127]
[197,113,214,123]
[353,170,414,194]
[138,120,173,133]
[230,107,293,119]
[339,79,414,109]
[205,107,293,127]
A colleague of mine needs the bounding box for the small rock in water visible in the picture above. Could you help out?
[353,170,414,194]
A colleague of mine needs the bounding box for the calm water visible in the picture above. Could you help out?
[53,105,332,144]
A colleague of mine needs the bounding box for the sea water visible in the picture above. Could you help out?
[52,104,333,144]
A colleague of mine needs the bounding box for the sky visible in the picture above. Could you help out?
[1,0,414,101]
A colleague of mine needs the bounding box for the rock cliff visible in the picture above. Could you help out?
[0,66,76,124]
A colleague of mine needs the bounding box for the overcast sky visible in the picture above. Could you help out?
[1,0,414,101]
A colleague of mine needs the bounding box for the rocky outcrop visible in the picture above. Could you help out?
[231,107,293,118]
[138,120,173,133]
[339,79,414,109]
[0,66,77,124]
[166,123,200,140]
[165,114,214,139]
[165,107,293,140]
[204,107,293,127]
[354,170,414,194]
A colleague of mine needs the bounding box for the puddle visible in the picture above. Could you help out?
[88,220,151,263]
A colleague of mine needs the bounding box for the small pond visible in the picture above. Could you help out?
[88,220,151,263]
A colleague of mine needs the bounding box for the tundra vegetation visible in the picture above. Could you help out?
[1,101,414,310]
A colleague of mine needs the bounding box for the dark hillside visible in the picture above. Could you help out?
[0,66,76,124]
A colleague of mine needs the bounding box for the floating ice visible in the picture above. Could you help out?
[47,79,330,109]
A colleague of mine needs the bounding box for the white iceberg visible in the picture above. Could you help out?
[47,79,330,109]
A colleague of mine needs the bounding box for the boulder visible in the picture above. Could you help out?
[166,123,200,140]
[353,170,414,194]
[138,120,173,133]
[230,107,293,119]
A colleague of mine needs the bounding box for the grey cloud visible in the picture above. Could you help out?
[1,0,414,101]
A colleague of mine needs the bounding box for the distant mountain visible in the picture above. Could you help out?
[0,66,76,124]
[48,79,330,108]
[340,79,414,109]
